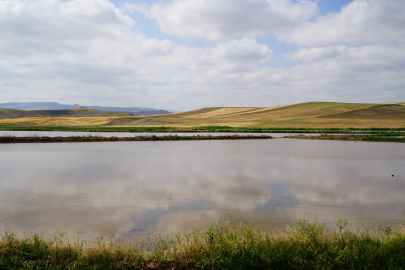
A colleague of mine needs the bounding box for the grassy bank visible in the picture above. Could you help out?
[0,135,272,144]
[1,125,405,133]
[285,134,405,143]
[1,218,404,269]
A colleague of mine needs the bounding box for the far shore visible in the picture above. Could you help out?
[2,134,405,143]
[0,134,273,143]
[285,134,405,143]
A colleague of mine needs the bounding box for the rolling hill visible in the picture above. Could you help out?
[0,107,133,119]
[104,102,405,128]
[0,102,404,128]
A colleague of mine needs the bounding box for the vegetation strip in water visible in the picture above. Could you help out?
[1,125,405,133]
[1,218,404,269]
[0,135,272,143]
[284,134,405,143]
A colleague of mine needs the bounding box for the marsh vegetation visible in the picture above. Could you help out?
[285,134,405,143]
[1,218,405,269]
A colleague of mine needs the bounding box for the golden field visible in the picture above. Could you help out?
[1,102,405,128]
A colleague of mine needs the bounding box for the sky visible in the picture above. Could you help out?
[0,0,404,111]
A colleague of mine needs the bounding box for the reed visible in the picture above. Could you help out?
[1,218,405,269]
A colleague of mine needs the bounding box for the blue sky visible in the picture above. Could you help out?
[1,0,404,110]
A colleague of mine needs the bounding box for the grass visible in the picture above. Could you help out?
[1,218,405,269]
[285,134,405,143]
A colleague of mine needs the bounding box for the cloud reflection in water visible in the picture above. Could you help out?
[0,139,404,238]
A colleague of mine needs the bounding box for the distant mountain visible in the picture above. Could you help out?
[135,109,172,116]
[0,102,171,115]
[83,105,158,113]
[0,102,80,110]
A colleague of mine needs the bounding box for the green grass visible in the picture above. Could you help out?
[1,218,405,269]
[285,134,405,143]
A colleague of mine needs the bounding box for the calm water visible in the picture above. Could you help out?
[0,139,404,240]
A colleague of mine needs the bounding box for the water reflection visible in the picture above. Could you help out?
[0,140,404,239]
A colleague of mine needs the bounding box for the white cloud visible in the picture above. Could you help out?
[182,38,273,74]
[0,0,404,110]
[281,0,405,46]
[0,0,135,56]
[142,0,317,40]
[0,0,175,103]
[0,0,278,109]
[211,39,273,63]
[286,46,347,61]
[280,45,405,101]
[286,45,405,64]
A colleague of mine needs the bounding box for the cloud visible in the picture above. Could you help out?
[285,46,348,61]
[281,0,405,46]
[286,45,405,64]
[0,0,275,109]
[211,39,273,63]
[183,39,273,74]
[142,0,317,40]
[276,45,405,102]
[0,0,135,56]
[0,0,404,110]
[0,0,175,103]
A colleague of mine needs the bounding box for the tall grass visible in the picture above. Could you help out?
[1,218,405,269]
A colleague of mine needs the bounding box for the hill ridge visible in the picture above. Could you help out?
[0,102,404,128]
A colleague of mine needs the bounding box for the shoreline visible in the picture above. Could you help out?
[284,134,405,142]
[0,134,273,143]
[1,125,405,133]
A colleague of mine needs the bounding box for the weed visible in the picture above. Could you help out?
[1,218,405,269]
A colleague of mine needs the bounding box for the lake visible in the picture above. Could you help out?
[0,138,404,240]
